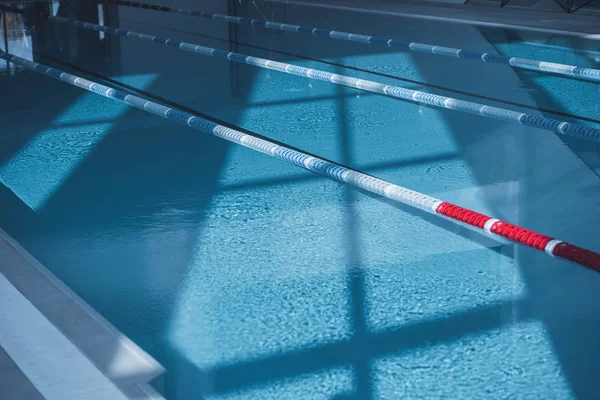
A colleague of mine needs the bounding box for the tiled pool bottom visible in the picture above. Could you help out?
[2,2,600,399]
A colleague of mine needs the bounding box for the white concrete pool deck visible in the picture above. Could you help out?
[0,229,165,399]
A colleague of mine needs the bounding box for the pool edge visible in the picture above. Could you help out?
[0,228,165,399]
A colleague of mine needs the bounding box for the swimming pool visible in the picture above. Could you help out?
[1,1,600,398]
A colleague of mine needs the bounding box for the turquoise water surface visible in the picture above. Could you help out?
[1,2,600,399]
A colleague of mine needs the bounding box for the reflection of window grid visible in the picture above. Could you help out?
[207,299,526,395]
[40,55,562,399]
[202,70,525,399]
[0,14,578,395]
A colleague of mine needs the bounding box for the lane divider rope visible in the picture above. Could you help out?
[104,0,600,83]
[2,49,598,273]
[41,14,600,143]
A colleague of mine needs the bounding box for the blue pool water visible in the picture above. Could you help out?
[1,2,600,399]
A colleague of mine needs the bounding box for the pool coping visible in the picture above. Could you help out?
[0,228,165,399]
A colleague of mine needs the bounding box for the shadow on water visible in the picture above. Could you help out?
[478,28,600,400]
[0,74,85,167]
[481,28,600,177]
[0,3,523,400]
[195,298,526,395]
[0,1,232,398]
[2,1,600,399]
[409,22,600,400]
[334,62,373,400]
